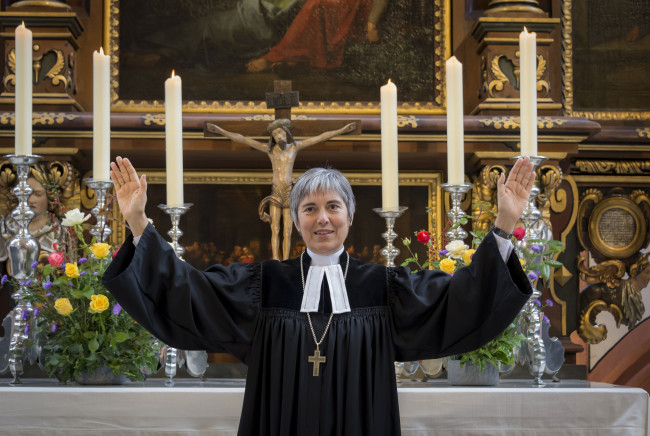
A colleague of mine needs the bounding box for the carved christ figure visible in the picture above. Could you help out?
[206,119,357,260]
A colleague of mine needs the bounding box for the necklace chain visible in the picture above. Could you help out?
[300,251,349,349]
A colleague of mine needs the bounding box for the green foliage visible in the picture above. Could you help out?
[456,322,526,373]
[19,213,159,383]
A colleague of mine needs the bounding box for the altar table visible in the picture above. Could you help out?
[0,379,647,435]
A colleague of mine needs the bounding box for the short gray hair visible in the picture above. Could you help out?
[290,168,356,224]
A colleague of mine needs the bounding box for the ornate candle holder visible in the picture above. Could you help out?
[157,203,209,385]
[6,154,41,385]
[373,207,408,267]
[84,178,114,243]
[512,155,547,386]
[440,183,473,244]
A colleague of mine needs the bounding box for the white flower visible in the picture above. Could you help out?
[445,240,469,259]
[61,208,91,226]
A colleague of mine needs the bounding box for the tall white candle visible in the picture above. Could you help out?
[380,80,399,211]
[15,23,32,156]
[519,27,537,157]
[93,47,111,181]
[445,56,464,185]
[165,71,184,206]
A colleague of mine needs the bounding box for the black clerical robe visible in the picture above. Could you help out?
[102,224,531,436]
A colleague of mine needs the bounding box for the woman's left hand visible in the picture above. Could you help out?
[494,156,536,233]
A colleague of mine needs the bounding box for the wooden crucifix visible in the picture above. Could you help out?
[205,81,361,261]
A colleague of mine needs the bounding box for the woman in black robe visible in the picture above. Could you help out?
[103,157,536,436]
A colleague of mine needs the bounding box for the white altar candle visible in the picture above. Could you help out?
[93,47,111,181]
[165,71,184,206]
[15,23,32,156]
[380,80,399,211]
[445,56,464,185]
[519,27,537,157]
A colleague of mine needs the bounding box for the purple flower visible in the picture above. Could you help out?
[93,272,99,276]
[19,281,25,287]
[439,250,448,256]
[61,265,66,270]
[25,279,32,286]
[80,271,87,276]
[30,260,38,269]
[51,323,58,333]
[33,307,40,317]
[545,299,553,307]
[43,281,53,290]
[78,257,88,264]
[68,282,74,287]
[531,245,541,253]
[24,325,30,335]
[533,299,542,307]
[45,292,53,297]
[543,315,550,324]
[112,303,122,315]
[0,275,6,285]
[21,309,30,320]
[528,272,538,281]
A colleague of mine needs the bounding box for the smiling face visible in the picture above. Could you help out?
[294,190,352,256]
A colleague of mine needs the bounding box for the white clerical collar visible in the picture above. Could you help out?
[306,247,345,266]
[300,247,350,314]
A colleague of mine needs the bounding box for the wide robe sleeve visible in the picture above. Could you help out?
[101,223,260,363]
[388,232,532,362]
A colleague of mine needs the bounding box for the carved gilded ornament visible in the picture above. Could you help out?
[0,113,80,126]
[243,114,314,121]
[487,53,549,98]
[4,48,68,91]
[575,160,650,175]
[636,128,650,138]
[142,114,165,126]
[478,116,567,129]
[471,165,504,233]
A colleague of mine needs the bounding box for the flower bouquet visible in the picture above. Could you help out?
[15,209,159,383]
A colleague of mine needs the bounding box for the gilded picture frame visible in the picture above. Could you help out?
[109,171,443,266]
[105,0,450,115]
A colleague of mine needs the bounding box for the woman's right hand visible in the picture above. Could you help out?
[110,156,149,237]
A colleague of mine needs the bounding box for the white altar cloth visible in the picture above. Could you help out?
[0,379,647,435]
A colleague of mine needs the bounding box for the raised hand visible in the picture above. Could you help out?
[494,156,536,233]
[109,156,149,237]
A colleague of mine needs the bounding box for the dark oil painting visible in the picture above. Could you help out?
[115,0,440,105]
[145,181,430,268]
[572,0,650,111]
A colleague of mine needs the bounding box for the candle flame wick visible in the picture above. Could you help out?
[523,26,529,33]
[21,21,25,28]
[171,70,175,78]
[99,46,104,55]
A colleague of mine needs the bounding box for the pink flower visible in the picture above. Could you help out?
[513,227,526,241]
[112,249,119,259]
[48,252,65,268]
[416,230,431,244]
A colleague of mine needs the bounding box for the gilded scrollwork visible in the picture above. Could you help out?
[536,165,563,230]
[637,128,650,138]
[4,48,68,91]
[478,116,567,129]
[578,252,650,344]
[488,55,512,97]
[487,53,549,98]
[575,160,650,175]
[535,55,550,97]
[142,114,165,126]
[0,113,80,125]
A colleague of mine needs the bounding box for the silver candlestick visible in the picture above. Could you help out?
[373,207,408,267]
[440,183,473,244]
[84,179,114,243]
[513,155,547,386]
[158,203,209,386]
[6,154,41,385]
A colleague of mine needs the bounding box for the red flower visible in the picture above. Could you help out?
[513,227,525,241]
[112,249,119,259]
[48,252,65,268]
[416,230,431,244]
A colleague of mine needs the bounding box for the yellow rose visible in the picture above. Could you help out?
[520,259,526,268]
[54,298,74,316]
[462,249,476,266]
[90,242,111,258]
[65,262,79,278]
[89,294,110,313]
[439,258,457,274]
